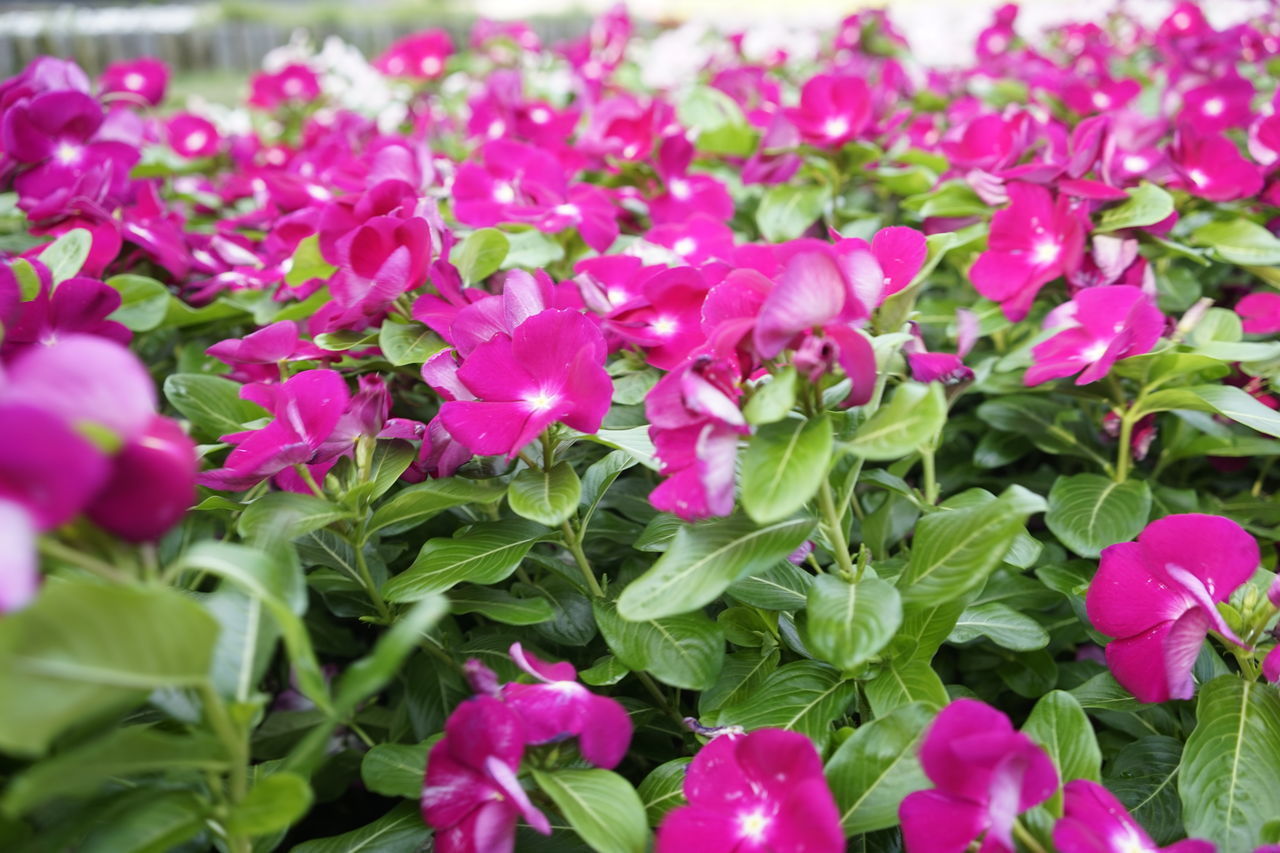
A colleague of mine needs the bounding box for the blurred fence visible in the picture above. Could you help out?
[0,4,595,76]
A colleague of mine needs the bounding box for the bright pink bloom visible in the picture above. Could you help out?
[206,320,327,382]
[1025,286,1164,387]
[1087,514,1258,703]
[1169,126,1263,202]
[1054,780,1215,853]
[324,215,433,327]
[0,261,129,355]
[248,64,320,110]
[501,643,632,768]
[656,728,844,853]
[85,415,195,542]
[970,183,1088,322]
[605,267,711,370]
[647,215,735,266]
[167,113,220,158]
[1236,292,1280,335]
[99,58,168,106]
[786,73,872,147]
[899,698,1058,853]
[1179,74,1254,133]
[198,370,350,491]
[1264,647,1280,683]
[1,89,102,163]
[649,136,734,226]
[421,696,551,853]
[375,29,454,79]
[438,309,611,458]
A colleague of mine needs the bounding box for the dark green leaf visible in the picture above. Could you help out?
[826,701,932,833]
[360,743,428,799]
[163,373,267,440]
[1045,473,1150,558]
[383,520,548,601]
[594,602,723,690]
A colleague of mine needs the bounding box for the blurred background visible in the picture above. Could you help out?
[0,0,1270,101]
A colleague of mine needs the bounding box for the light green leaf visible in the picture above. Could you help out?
[741,416,833,524]
[864,660,949,716]
[1180,676,1280,850]
[454,228,509,284]
[1022,691,1101,815]
[379,320,446,366]
[948,602,1049,651]
[38,228,91,284]
[104,274,171,331]
[448,586,554,625]
[237,492,351,540]
[163,373,267,440]
[285,234,336,287]
[846,382,946,461]
[532,768,648,853]
[637,759,690,826]
[618,514,814,620]
[226,772,313,837]
[826,702,932,834]
[361,743,428,799]
[509,461,582,527]
[383,520,548,601]
[1096,183,1175,233]
[805,574,902,671]
[1188,384,1280,438]
[1192,218,1280,266]
[711,661,855,751]
[757,184,831,243]
[1045,473,1151,558]
[368,478,507,536]
[744,367,798,425]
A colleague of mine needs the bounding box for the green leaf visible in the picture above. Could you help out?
[38,228,91,284]
[744,367,798,425]
[237,491,351,540]
[509,461,582,527]
[1022,691,1101,815]
[454,228,509,284]
[226,772,313,837]
[826,702,933,834]
[712,661,856,751]
[163,373,267,440]
[677,86,755,157]
[448,585,554,625]
[594,602,724,690]
[291,802,429,853]
[501,228,564,269]
[637,759,690,825]
[1106,737,1184,845]
[698,648,780,715]
[0,581,219,755]
[104,274,171,331]
[805,574,903,671]
[1191,218,1280,266]
[1187,384,1280,438]
[285,234,336,288]
[532,768,648,853]
[368,478,507,535]
[846,382,946,461]
[728,561,813,610]
[1180,675,1280,850]
[898,486,1042,604]
[579,450,635,530]
[361,743,428,799]
[2,726,227,815]
[579,655,630,686]
[586,427,660,470]
[618,514,814,620]
[1095,183,1175,233]
[1045,473,1151,558]
[8,259,42,300]
[1068,671,1148,712]
[76,790,207,853]
[379,320,446,366]
[757,184,831,243]
[384,520,547,601]
[740,416,833,523]
[864,660,949,716]
[947,602,1049,651]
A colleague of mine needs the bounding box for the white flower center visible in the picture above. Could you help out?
[1123,154,1149,173]
[554,203,580,218]
[55,142,81,164]
[1202,97,1225,117]
[823,116,850,139]
[493,182,516,204]
[420,56,442,76]
[1032,240,1061,265]
[651,317,678,336]
[185,130,208,151]
[669,178,691,200]
[673,237,697,257]
[124,72,146,91]
[1083,340,1108,362]
[283,77,304,97]
[738,809,770,841]
[1188,168,1209,187]
[1092,92,1112,109]
[530,107,550,124]
[524,391,559,412]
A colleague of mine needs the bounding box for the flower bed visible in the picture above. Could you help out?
[2,2,1280,851]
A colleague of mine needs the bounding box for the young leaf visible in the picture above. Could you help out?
[509,461,582,527]
[454,228,509,284]
[805,573,903,671]
[367,478,507,536]
[38,228,91,284]
[379,320,446,366]
[104,274,171,331]
[1045,473,1151,558]
[532,768,649,853]
[740,416,834,524]
[226,772,314,837]
[1095,183,1174,233]
[846,382,946,461]
[1191,218,1280,266]
[757,184,831,243]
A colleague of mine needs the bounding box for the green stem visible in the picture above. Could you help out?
[561,521,604,598]
[353,522,392,623]
[920,446,939,505]
[38,538,131,584]
[199,681,250,853]
[1115,412,1135,483]
[1012,818,1048,853]
[294,464,325,499]
[818,480,857,579]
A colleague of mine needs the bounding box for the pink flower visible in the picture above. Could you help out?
[167,113,219,158]
[1236,292,1280,335]
[375,29,454,79]
[1053,780,1215,853]
[421,696,551,853]
[786,73,872,147]
[323,215,433,328]
[605,266,711,370]
[84,415,195,542]
[1169,126,1263,202]
[99,58,168,106]
[899,698,1059,853]
[1025,286,1164,386]
[501,643,633,769]
[248,64,320,110]
[0,261,130,356]
[970,182,1088,322]
[1086,514,1258,703]
[1179,74,1254,133]
[1264,646,1280,683]
[438,309,611,458]
[656,728,844,853]
[197,370,350,491]
[1,89,102,164]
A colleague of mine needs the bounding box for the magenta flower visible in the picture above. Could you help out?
[438,309,611,458]
[99,58,168,106]
[1236,292,1280,335]
[971,182,1088,321]
[1265,646,1280,684]
[324,215,433,328]
[1025,286,1164,387]
[0,265,130,356]
[248,64,320,110]
[197,370,350,491]
[1179,74,1254,133]
[1053,780,1215,853]
[899,698,1058,853]
[375,29,454,79]
[84,415,196,542]
[1169,126,1263,202]
[656,728,844,853]
[605,266,711,369]
[1086,514,1259,703]
[786,73,872,147]
[167,113,220,159]
[1,89,102,164]
[421,696,551,853]
[501,643,633,769]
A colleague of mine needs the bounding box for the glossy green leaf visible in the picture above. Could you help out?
[805,573,902,671]
[360,742,428,799]
[757,184,831,242]
[1106,737,1184,845]
[1022,691,1101,814]
[448,585,554,625]
[39,228,91,283]
[454,228,509,284]
[1192,218,1280,266]
[825,701,932,834]
[163,373,268,440]
[637,759,690,826]
[291,802,429,853]
[368,478,507,535]
[383,520,548,601]
[1045,474,1150,558]
[744,367,798,425]
[1188,384,1280,438]
[104,274,171,331]
[711,661,855,750]
[379,320,446,366]
[741,416,833,523]
[594,602,723,690]
[846,382,946,461]
[285,234,336,287]
[532,768,648,853]
[1095,183,1174,233]
[947,602,1049,651]
[509,461,582,527]
[237,491,351,540]
[226,772,313,836]
[864,660,949,716]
